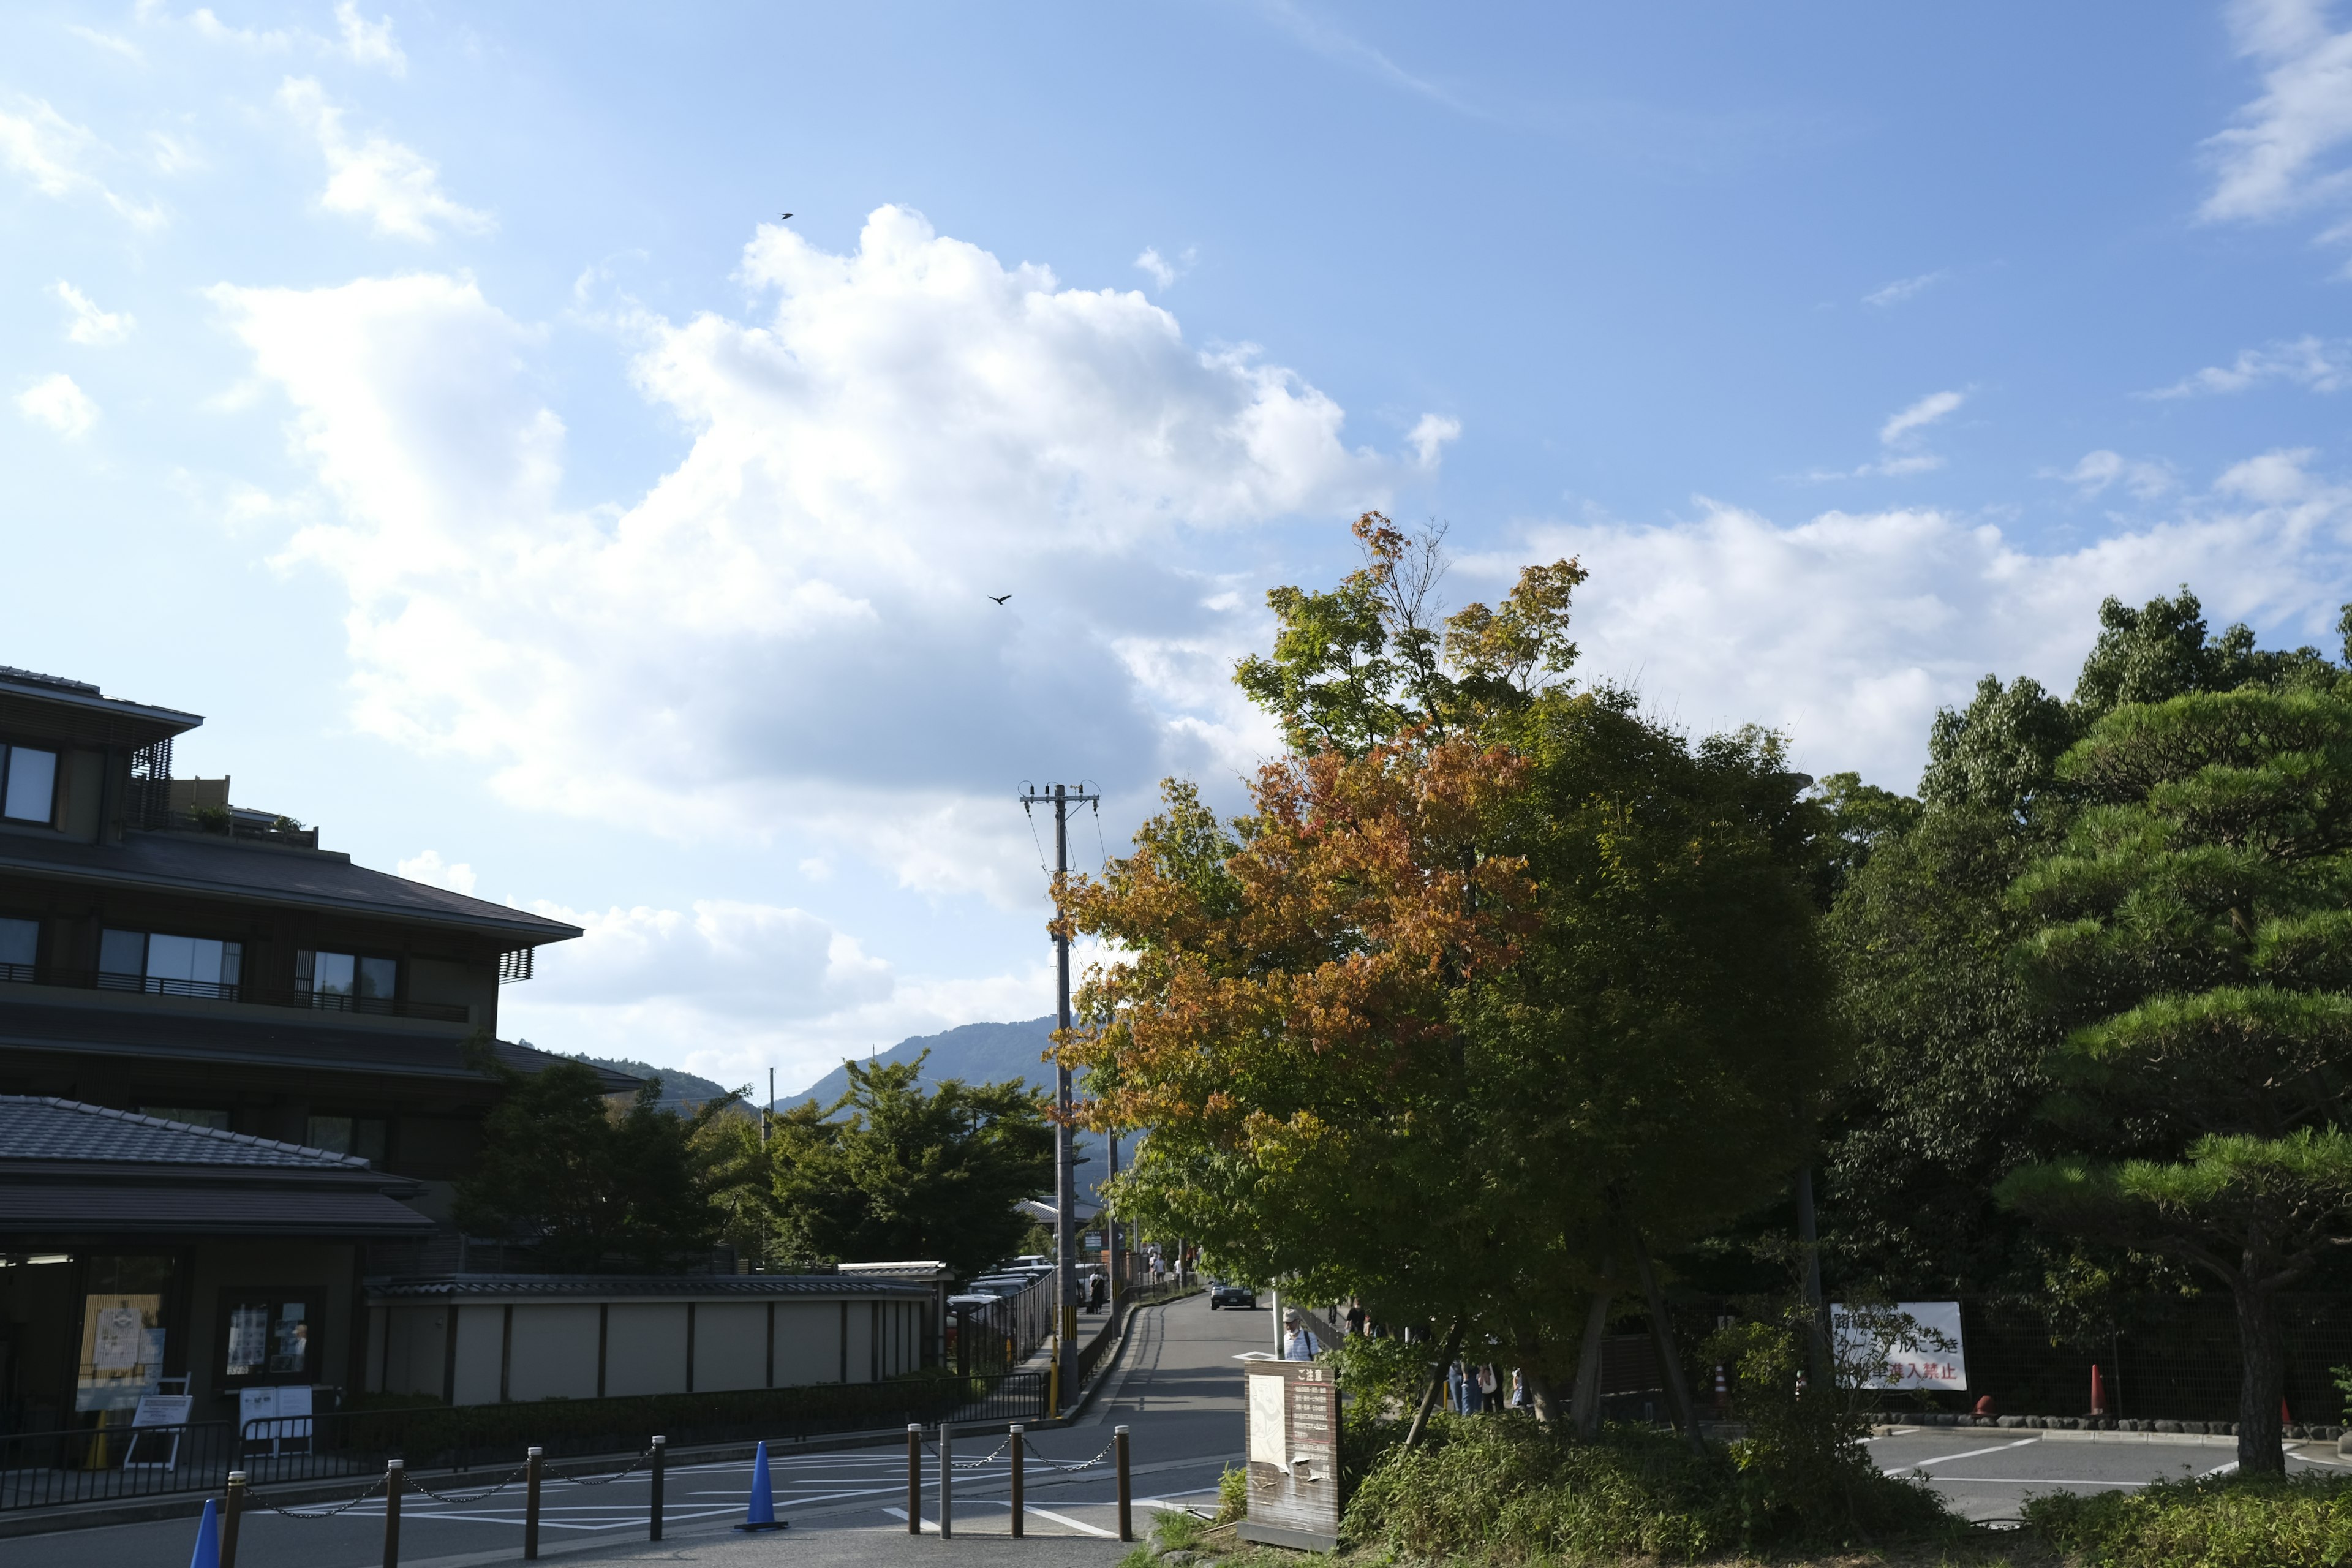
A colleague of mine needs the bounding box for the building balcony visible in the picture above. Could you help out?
[0,963,471,1023]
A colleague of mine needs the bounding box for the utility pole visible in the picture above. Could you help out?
[1107,1132,1121,1308]
[1019,779,1099,1413]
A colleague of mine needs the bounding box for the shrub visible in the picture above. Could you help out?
[2026,1471,2352,1567]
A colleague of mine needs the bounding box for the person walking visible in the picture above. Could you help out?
[1281,1307,1322,1360]
[1477,1363,1500,1412]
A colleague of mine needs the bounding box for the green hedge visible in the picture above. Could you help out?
[2026,1471,2352,1567]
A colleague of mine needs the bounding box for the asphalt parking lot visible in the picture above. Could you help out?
[1868,1423,2352,1522]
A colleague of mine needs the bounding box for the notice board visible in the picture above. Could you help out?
[1238,1360,1341,1550]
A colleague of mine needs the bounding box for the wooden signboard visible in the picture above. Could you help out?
[1238,1360,1341,1550]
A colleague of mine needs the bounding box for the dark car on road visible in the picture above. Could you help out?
[1207,1280,1256,1310]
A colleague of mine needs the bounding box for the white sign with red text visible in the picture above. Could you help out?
[1831,1300,1967,1390]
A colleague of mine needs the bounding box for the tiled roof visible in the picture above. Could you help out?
[0,1096,370,1167]
[368,1274,937,1302]
[0,831,580,941]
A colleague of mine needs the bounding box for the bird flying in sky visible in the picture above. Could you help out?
[989,594,1011,605]
[778,211,793,221]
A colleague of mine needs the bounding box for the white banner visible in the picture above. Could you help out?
[1830,1300,1967,1390]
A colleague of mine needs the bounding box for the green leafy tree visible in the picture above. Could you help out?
[716,1054,1055,1280]
[1996,686,2352,1472]
[454,1042,737,1272]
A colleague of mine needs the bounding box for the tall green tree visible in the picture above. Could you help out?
[1064,518,1839,1433]
[711,1055,1055,1280]
[1996,686,2352,1472]
[454,1044,737,1272]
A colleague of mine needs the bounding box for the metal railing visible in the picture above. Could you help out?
[0,965,470,1023]
[0,1371,1049,1514]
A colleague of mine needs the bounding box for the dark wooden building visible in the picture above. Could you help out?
[0,665,602,1436]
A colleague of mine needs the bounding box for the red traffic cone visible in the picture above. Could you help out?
[2283,1396,2293,1425]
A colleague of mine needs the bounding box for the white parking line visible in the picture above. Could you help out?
[881,1506,940,1533]
[1884,1437,2038,1472]
[1025,1506,1118,1538]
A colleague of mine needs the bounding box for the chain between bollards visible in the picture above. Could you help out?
[906,1423,922,1534]
[1009,1423,1025,1538]
[1115,1424,1133,1542]
[649,1434,666,1541]
[524,1446,544,1560]
[222,1471,245,1568]
[382,1458,403,1568]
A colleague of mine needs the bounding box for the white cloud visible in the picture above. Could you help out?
[279,77,491,241]
[1863,270,1948,307]
[396,848,476,895]
[1878,389,1965,445]
[17,373,99,438]
[2144,334,2352,396]
[52,282,133,345]
[0,97,165,227]
[1134,246,1196,290]
[69,24,143,61]
[334,1,406,74]
[1408,412,1462,470]
[1807,389,1967,480]
[2058,449,2177,499]
[210,206,1401,900]
[1518,456,2352,792]
[2201,0,2352,258]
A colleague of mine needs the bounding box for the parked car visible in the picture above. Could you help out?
[1208,1280,1256,1310]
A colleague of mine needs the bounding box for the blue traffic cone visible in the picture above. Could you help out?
[736,1439,788,1532]
[188,1498,222,1568]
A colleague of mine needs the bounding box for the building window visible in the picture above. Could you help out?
[295,949,397,1012]
[98,929,243,1000]
[221,1292,314,1383]
[0,915,34,981]
[0,744,58,825]
[304,1115,388,1164]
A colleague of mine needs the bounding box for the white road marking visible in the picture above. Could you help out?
[2204,1460,2241,1477]
[1884,1437,2039,1472]
[1024,1506,1119,1537]
[881,1506,940,1533]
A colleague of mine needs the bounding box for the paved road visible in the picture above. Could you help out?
[1868,1425,2352,1523]
[27,1293,1262,1568]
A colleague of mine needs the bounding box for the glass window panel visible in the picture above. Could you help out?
[225,1302,269,1378]
[0,916,34,968]
[221,941,243,986]
[358,956,396,1000]
[270,1303,310,1373]
[293,949,314,990]
[1,746,56,823]
[145,933,198,983]
[353,1118,389,1166]
[306,1116,354,1155]
[99,928,146,978]
[311,952,355,995]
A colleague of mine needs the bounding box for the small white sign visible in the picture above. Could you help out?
[132,1394,192,1428]
[1247,1373,1287,1466]
[1831,1300,1967,1390]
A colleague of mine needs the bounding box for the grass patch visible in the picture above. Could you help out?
[2022,1468,2352,1567]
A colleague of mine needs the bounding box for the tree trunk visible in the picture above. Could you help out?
[2232,1280,2287,1474]
[1514,1329,1563,1425]
[1403,1319,1466,1450]
[1570,1288,1612,1438]
[1631,1224,1708,1457]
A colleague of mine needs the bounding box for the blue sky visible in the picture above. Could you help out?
[6,1,2352,1093]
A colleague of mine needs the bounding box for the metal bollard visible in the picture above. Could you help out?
[907,1423,922,1534]
[524,1446,544,1559]
[649,1435,666,1541]
[383,1458,404,1568]
[938,1422,954,1540]
[1115,1425,1133,1542]
[222,1471,246,1568]
[1008,1423,1025,1539]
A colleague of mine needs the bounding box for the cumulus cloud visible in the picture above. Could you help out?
[334,1,406,74]
[2144,333,2352,396]
[1862,270,1948,307]
[0,97,165,227]
[1134,246,1196,290]
[17,373,99,437]
[1408,412,1462,470]
[211,207,1416,900]
[396,848,476,895]
[279,77,491,241]
[2201,0,2352,262]
[1515,453,2352,791]
[2058,449,2177,499]
[52,282,132,345]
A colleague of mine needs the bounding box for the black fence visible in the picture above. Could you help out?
[0,1370,1048,1514]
